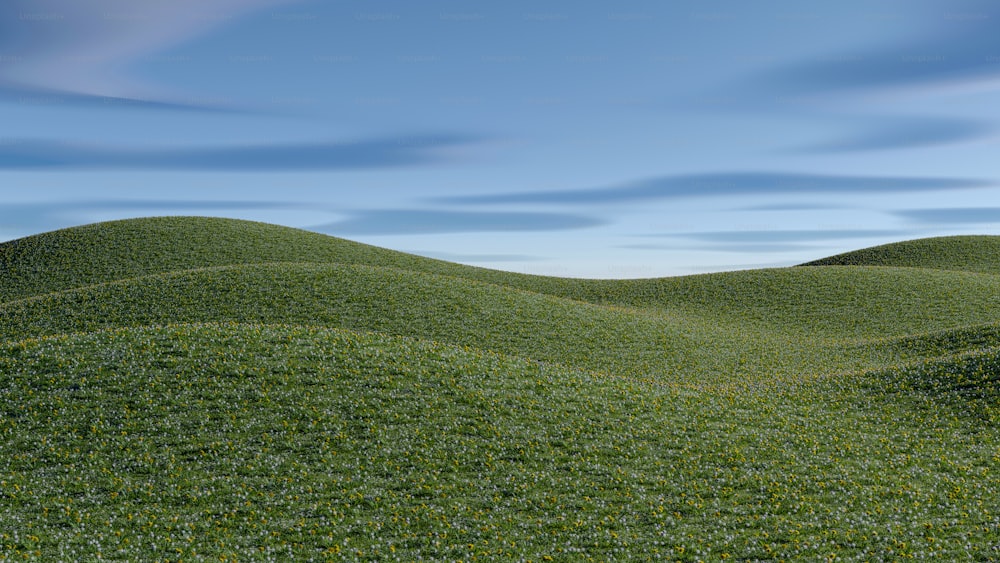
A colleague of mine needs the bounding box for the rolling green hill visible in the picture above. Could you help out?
[2,217,1000,560]
[800,235,1000,274]
[0,216,537,303]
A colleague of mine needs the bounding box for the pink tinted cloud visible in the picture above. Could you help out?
[0,0,299,104]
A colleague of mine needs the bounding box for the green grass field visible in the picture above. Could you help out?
[2,217,999,561]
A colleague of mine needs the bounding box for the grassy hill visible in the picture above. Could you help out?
[800,235,1000,274]
[2,217,1000,560]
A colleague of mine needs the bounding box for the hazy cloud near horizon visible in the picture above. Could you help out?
[671,229,913,244]
[313,210,605,236]
[0,199,303,235]
[620,229,915,255]
[403,250,542,263]
[0,197,605,241]
[621,242,812,254]
[439,172,990,206]
[895,208,1000,224]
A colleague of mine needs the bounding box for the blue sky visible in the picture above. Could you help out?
[1,0,999,277]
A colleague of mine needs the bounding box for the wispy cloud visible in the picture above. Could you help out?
[687,260,802,274]
[314,210,604,235]
[0,199,603,241]
[675,229,912,244]
[796,115,994,153]
[622,229,912,255]
[0,134,483,171]
[0,0,299,109]
[738,203,848,211]
[756,4,1000,97]
[405,250,543,263]
[701,1,1000,153]
[895,208,1000,224]
[0,199,298,235]
[0,81,243,113]
[620,242,811,253]
[440,172,988,205]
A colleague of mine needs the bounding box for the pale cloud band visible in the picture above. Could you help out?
[440,172,990,206]
[696,0,1000,153]
[0,135,482,171]
[795,115,994,153]
[675,229,911,244]
[895,208,1000,224]
[314,210,605,235]
[623,229,914,255]
[0,200,604,240]
[0,0,300,108]
[0,199,299,236]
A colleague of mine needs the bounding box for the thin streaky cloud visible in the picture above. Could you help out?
[691,0,999,154]
[314,210,605,236]
[795,115,994,153]
[619,242,812,253]
[0,81,248,113]
[895,208,1000,224]
[406,251,543,263]
[738,203,849,211]
[439,172,989,206]
[674,229,913,244]
[0,134,484,171]
[0,199,303,236]
[703,243,815,254]
[0,0,301,110]
[758,4,1000,97]
[721,0,1000,108]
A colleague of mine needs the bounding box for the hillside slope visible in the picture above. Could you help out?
[4,260,1000,386]
[0,262,732,384]
[3,323,999,560]
[4,217,1000,343]
[800,235,1000,274]
[3,217,1000,560]
[0,216,543,303]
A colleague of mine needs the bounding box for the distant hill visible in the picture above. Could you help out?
[0,215,541,303]
[801,235,1000,274]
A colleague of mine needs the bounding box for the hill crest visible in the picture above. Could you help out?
[801,235,1000,274]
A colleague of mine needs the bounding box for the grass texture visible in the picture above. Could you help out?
[2,217,1000,561]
